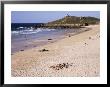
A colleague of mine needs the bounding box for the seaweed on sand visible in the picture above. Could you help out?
[49,63,73,70]
[39,49,49,52]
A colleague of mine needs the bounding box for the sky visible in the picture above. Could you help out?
[11,11,100,23]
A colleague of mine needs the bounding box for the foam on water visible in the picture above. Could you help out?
[12,28,56,35]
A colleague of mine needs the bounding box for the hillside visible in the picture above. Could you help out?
[46,16,100,26]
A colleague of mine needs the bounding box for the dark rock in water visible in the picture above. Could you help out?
[69,35,71,37]
[20,50,24,51]
[25,46,28,47]
[48,39,52,40]
[39,49,49,52]
[33,45,37,47]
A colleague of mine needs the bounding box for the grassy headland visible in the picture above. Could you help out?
[36,16,100,29]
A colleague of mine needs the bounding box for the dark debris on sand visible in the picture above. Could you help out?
[68,35,71,37]
[89,37,91,39]
[84,43,88,45]
[48,39,52,40]
[39,49,49,52]
[49,63,73,70]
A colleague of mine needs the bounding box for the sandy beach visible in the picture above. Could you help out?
[11,24,100,77]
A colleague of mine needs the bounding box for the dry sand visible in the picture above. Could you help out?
[11,24,100,77]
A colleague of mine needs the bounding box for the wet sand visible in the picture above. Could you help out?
[11,27,90,53]
[11,24,100,77]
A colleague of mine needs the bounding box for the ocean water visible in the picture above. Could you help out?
[11,23,85,53]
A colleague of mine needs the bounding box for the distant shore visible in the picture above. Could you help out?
[11,24,100,77]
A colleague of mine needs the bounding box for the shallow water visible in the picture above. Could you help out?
[11,28,86,54]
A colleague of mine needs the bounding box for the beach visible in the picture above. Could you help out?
[11,24,100,77]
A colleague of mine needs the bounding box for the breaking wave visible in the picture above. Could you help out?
[11,28,55,35]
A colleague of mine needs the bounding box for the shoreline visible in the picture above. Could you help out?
[11,24,100,77]
[11,26,91,54]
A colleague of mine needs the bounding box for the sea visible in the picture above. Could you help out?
[11,23,87,53]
